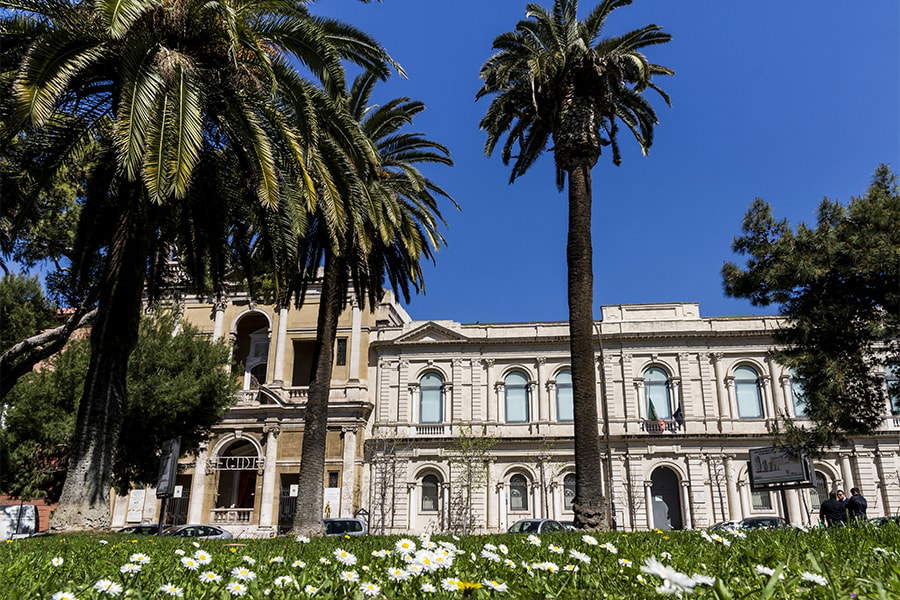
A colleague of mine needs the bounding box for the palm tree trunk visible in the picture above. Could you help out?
[51,207,148,531]
[292,251,342,536]
[566,163,608,530]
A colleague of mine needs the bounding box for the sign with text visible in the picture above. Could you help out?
[748,447,811,488]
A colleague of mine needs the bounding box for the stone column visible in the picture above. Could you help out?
[760,375,775,422]
[874,450,895,516]
[441,483,450,530]
[407,383,419,425]
[531,481,540,519]
[765,357,784,416]
[341,427,357,516]
[548,482,559,521]
[839,453,854,491]
[259,424,280,528]
[484,461,493,531]
[483,359,496,422]
[212,300,227,340]
[780,375,794,415]
[497,482,507,531]
[188,445,209,524]
[272,306,288,384]
[535,358,547,422]
[494,382,505,423]
[545,381,557,422]
[680,481,693,530]
[442,383,453,424]
[785,488,803,526]
[348,301,362,380]
[723,456,742,520]
[737,481,750,518]
[407,483,416,531]
[634,378,646,421]
[644,481,654,530]
[710,353,730,431]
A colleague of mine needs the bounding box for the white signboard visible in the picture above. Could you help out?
[289,484,299,498]
[749,447,808,486]
[323,487,341,518]
[126,489,146,523]
[173,486,183,499]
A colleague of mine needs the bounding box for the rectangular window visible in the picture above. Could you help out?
[736,381,763,418]
[556,385,574,422]
[505,387,529,423]
[751,490,772,511]
[328,471,339,488]
[335,338,347,366]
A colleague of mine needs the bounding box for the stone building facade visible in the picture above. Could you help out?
[110,297,900,536]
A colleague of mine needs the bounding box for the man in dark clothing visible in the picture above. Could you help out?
[845,487,868,521]
[819,491,847,527]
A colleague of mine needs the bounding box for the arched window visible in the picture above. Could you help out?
[505,371,529,423]
[509,474,529,511]
[810,471,829,509]
[751,490,772,511]
[556,370,573,422]
[419,372,444,424]
[644,367,672,419]
[887,364,900,416]
[789,370,807,417]
[734,365,763,418]
[563,473,576,511]
[421,474,440,512]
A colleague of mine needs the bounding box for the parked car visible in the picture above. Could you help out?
[709,517,788,531]
[559,520,577,531]
[869,516,900,527]
[323,518,367,536]
[162,524,233,539]
[507,519,566,534]
[118,525,162,535]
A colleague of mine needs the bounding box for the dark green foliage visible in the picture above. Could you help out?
[1,309,237,500]
[723,165,900,450]
[0,273,57,355]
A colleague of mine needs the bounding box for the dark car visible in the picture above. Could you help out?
[559,520,577,531]
[162,524,233,539]
[323,518,367,536]
[710,517,788,531]
[869,516,900,527]
[507,519,566,534]
[118,525,162,535]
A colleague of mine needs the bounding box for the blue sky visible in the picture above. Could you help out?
[316,0,900,324]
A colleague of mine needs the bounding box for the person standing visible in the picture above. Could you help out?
[819,491,847,527]
[845,488,868,521]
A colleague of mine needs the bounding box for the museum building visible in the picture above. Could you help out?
[109,292,900,536]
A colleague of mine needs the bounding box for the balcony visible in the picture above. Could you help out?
[640,418,682,434]
[211,508,253,524]
[410,424,450,436]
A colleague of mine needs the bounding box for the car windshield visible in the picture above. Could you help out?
[325,520,362,534]
[509,520,540,533]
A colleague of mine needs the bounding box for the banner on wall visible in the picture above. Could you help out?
[323,488,341,518]
[748,447,814,490]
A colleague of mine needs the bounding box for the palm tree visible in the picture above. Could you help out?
[0,0,395,530]
[288,71,454,535]
[476,0,672,529]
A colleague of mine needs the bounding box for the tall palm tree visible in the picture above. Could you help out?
[0,0,395,530]
[476,0,672,529]
[288,71,454,535]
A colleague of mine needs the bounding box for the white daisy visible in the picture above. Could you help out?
[481,549,502,562]
[640,557,697,596]
[360,582,381,597]
[51,592,76,600]
[129,553,150,564]
[601,542,618,554]
[194,550,212,564]
[199,571,222,584]
[422,540,438,550]
[180,557,200,570]
[274,575,293,588]
[174,549,186,556]
[230,566,256,581]
[159,584,184,597]
[755,565,776,576]
[618,558,633,567]
[801,572,827,586]
[241,555,256,565]
[581,535,598,546]
[51,557,64,567]
[269,556,285,564]
[548,544,563,554]
[371,549,391,558]
[333,548,358,566]
[99,540,109,545]
[295,535,310,543]
[319,558,332,565]
[568,549,591,564]
[292,560,306,568]
[225,581,248,596]
[407,563,425,575]
[503,559,516,568]
[526,534,541,546]
[395,538,416,554]
[441,577,462,591]
[691,574,716,586]
[482,579,508,592]
[498,544,509,555]
[660,552,672,561]
[119,563,141,574]
[421,583,437,593]
[340,570,360,582]
[304,585,318,594]
[563,564,580,572]
[93,580,122,596]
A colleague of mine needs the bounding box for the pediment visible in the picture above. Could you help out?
[393,322,468,344]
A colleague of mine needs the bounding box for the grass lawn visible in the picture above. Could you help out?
[2,525,898,599]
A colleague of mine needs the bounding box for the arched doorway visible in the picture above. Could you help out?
[233,312,270,389]
[650,466,683,530]
[213,439,260,525]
